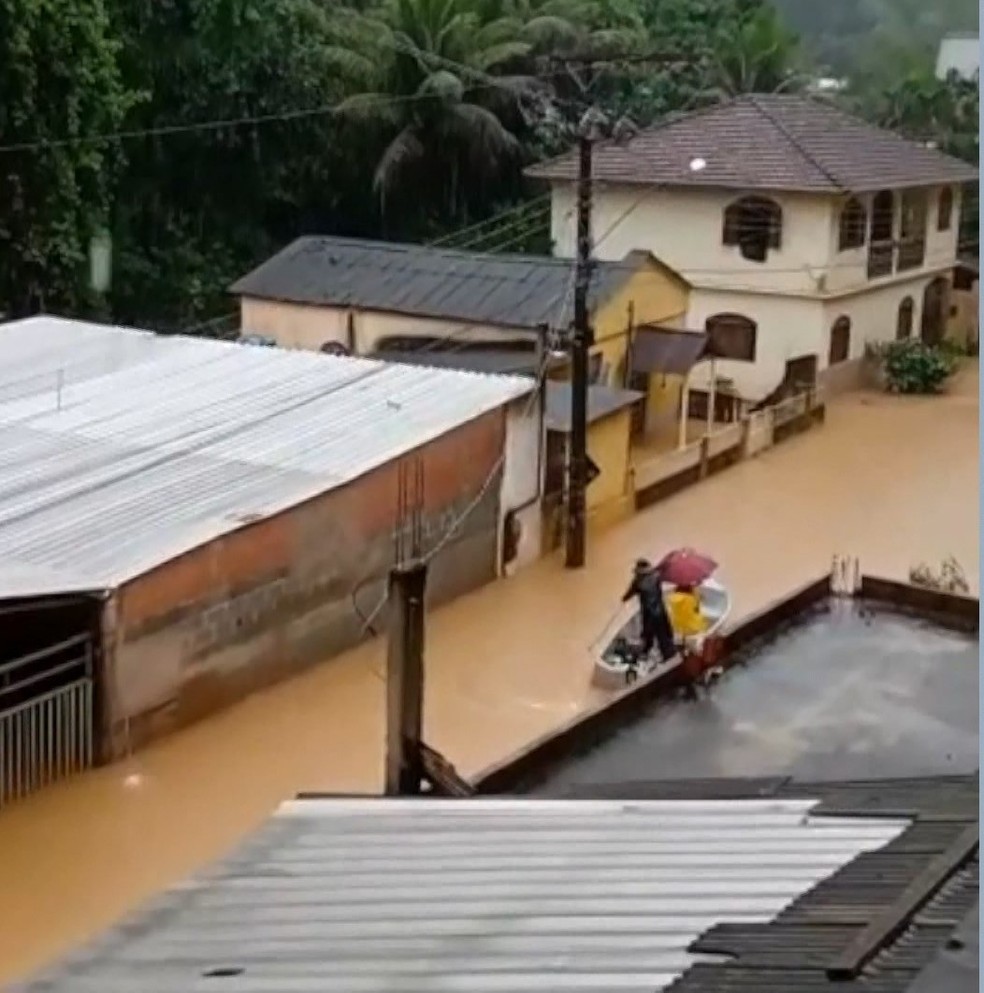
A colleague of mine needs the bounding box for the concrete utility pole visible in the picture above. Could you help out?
[383,559,427,796]
[566,106,609,570]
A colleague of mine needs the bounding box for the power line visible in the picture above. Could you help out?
[0,77,546,156]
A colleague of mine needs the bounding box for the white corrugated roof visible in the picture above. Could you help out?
[0,317,533,598]
[15,797,909,993]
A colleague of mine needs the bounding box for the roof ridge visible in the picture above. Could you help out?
[746,92,845,191]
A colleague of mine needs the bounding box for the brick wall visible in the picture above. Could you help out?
[107,409,505,754]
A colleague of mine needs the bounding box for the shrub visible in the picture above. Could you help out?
[877,339,957,394]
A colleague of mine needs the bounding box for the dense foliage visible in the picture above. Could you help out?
[877,339,958,394]
[0,0,976,330]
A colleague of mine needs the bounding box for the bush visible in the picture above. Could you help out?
[877,339,957,394]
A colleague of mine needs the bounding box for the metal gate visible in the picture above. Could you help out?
[0,634,94,807]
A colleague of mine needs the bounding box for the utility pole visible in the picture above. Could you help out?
[384,559,427,796]
[566,106,608,570]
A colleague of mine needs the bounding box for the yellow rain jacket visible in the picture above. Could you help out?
[667,590,707,637]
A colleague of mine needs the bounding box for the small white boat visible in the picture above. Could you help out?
[593,576,732,690]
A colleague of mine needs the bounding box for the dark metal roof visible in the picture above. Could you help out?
[372,347,541,377]
[527,94,979,193]
[525,775,979,993]
[231,237,657,330]
[545,381,643,432]
[631,326,711,375]
[907,900,977,993]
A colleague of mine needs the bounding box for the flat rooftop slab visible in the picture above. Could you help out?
[530,602,979,796]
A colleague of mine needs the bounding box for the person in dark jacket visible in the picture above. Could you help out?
[622,558,677,663]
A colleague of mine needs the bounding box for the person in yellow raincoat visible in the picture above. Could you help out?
[667,584,708,645]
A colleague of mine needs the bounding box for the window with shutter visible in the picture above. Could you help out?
[705,313,757,362]
[721,196,783,263]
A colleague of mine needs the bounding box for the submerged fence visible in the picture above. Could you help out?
[634,388,824,506]
[0,634,95,808]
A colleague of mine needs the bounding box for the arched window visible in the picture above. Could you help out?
[937,187,954,231]
[828,316,851,365]
[897,297,914,339]
[838,197,867,251]
[920,277,950,346]
[722,196,782,263]
[871,190,894,241]
[705,313,757,362]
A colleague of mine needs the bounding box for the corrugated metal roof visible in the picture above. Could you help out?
[545,382,643,432]
[15,797,909,993]
[631,327,711,375]
[0,317,533,598]
[230,237,657,329]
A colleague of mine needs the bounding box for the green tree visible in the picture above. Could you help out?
[849,67,979,250]
[108,0,373,330]
[0,0,135,318]
[337,0,535,234]
[708,4,804,96]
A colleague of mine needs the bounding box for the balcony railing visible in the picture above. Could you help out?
[897,236,926,272]
[867,241,894,279]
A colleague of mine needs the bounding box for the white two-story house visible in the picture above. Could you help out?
[528,93,978,409]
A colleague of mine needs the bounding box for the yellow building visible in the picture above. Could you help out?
[232,235,697,540]
[231,236,691,384]
[542,381,644,544]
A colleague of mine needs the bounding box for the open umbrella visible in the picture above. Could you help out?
[657,548,717,586]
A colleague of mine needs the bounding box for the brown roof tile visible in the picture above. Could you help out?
[526,94,978,193]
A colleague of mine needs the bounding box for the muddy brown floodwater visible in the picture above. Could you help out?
[0,366,978,983]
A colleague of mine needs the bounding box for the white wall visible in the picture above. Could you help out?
[824,186,962,294]
[500,392,544,574]
[552,181,963,301]
[241,297,536,354]
[821,274,938,360]
[551,183,834,296]
[686,289,823,400]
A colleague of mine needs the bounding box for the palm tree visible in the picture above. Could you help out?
[337,0,535,226]
[709,6,804,96]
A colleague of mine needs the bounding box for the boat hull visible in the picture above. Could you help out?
[593,577,731,690]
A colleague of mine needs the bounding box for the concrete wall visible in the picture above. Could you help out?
[240,296,536,353]
[586,409,633,523]
[551,182,962,301]
[107,409,507,753]
[551,183,833,296]
[686,289,824,400]
[501,394,545,573]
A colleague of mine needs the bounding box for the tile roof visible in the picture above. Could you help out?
[526,94,979,193]
[14,796,908,993]
[230,237,657,329]
[0,316,533,598]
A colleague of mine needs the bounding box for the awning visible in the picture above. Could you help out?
[545,382,644,433]
[630,326,714,375]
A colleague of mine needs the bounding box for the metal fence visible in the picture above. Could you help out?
[0,634,94,808]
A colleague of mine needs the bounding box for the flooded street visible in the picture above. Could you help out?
[0,367,978,983]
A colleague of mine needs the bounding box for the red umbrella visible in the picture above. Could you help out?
[657,548,718,586]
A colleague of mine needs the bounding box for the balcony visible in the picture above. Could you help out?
[897,236,926,272]
[867,241,894,279]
